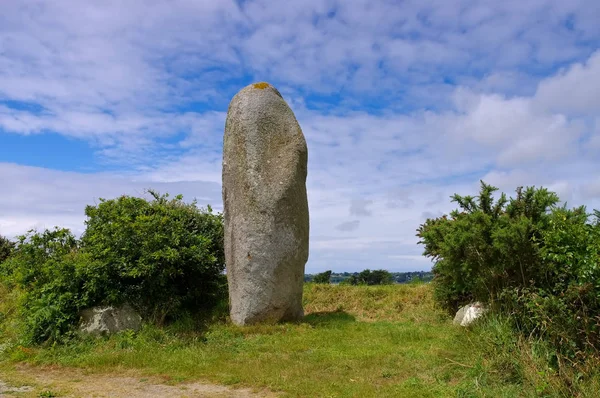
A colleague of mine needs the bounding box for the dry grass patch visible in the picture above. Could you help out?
[303,283,444,323]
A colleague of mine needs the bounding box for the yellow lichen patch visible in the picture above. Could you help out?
[253,82,270,89]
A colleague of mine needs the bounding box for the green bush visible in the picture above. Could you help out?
[0,228,107,344]
[0,234,14,264]
[417,182,558,311]
[417,181,600,363]
[312,270,332,284]
[503,206,600,361]
[0,191,225,344]
[82,190,225,324]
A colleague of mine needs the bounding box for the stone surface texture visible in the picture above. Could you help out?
[223,82,309,325]
[453,302,488,327]
[79,304,142,335]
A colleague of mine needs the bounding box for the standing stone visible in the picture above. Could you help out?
[223,82,309,325]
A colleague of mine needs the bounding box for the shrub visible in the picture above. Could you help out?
[312,270,332,284]
[0,228,106,344]
[504,206,600,361]
[0,191,225,344]
[417,181,600,363]
[417,181,558,312]
[82,190,225,324]
[0,234,14,264]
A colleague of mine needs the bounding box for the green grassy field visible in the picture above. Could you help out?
[1,284,598,397]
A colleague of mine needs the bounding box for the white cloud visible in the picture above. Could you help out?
[1,1,598,142]
[0,163,221,237]
[535,51,600,116]
[2,1,600,272]
[388,255,434,264]
[448,90,584,166]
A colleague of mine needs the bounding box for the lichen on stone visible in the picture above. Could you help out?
[253,82,270,90]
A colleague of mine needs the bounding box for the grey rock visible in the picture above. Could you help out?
[453,302,487,326]
[223,82,309,325]
[79,304,142,335]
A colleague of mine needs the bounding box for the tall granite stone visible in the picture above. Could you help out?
[222,82,309,325]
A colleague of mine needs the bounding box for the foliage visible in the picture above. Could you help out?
[0,191,225,344]
[312,270,332,284]
[0,234,14,264]
[393,271,433,283]
[81,190,226,324]
[417,181,559,311]
[0,228,106,344]
[348,269,394,285]
[0,279,24,345]
[417,180,600,365]
[502,206,600,363]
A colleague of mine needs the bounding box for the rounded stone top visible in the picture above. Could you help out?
[234,81,283,99]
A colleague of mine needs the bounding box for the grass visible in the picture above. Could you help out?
[1,283,599,397]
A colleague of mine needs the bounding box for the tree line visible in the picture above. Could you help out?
[305,270,433,285]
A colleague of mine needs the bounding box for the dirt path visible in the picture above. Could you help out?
[0,365,278,398]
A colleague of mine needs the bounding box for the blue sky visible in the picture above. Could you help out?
[1,0,600,273]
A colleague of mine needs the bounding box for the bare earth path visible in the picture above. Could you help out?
[0,365,277,398]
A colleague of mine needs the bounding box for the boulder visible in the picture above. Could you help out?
[79,304,142,335]
[222,82,309,325]
[453,302,487,326]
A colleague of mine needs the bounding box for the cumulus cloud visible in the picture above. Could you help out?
[0,163,221,237]
[2,0,600,272]
[535,51,600,116]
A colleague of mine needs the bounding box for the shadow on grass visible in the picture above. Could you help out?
[302,310,356,327]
